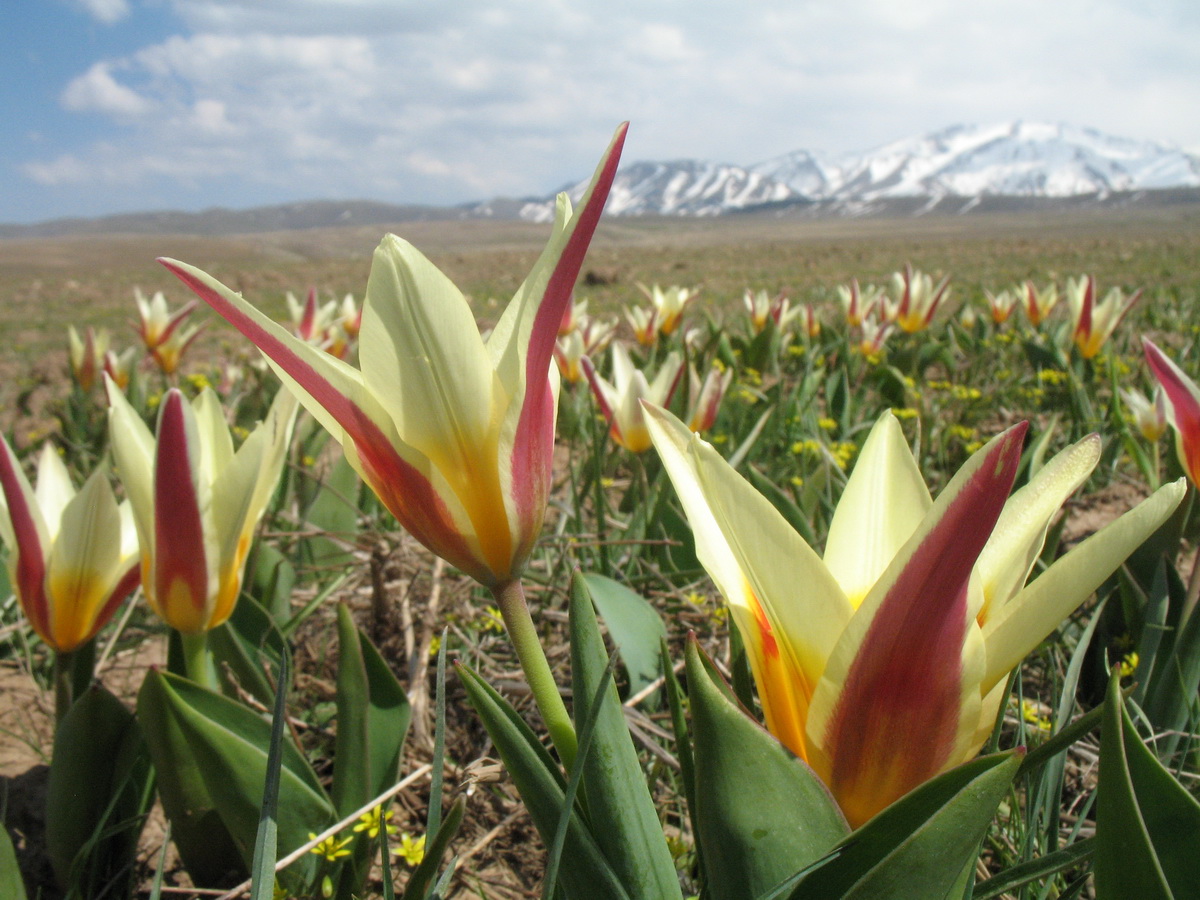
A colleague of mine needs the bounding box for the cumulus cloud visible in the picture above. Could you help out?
[75,0,131,25]
[17,0,1200,214]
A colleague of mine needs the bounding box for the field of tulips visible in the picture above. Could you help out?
[2,128,1200,900]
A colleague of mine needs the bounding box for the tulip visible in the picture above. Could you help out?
[1067,275,1141,359]
[133,288,198,354]
[1120,385,1168,444]
[0,440,139,656]
[857,315,893,356]
[1023,280,1059,326]
[68,326,110,391]
[800,302,821,339]
[554,317,616,384]
[103,347,138,393]
[625,304,659,346]
[645,404,1183,826]
[887,264,950,334]
[639,283,697,336]
[159,126,627,762]
[583,343,684,453]
[984,288,1018,325]
[338,293,362,340]
[837,279,883,328]
[1143,339,1200,486]
[743,290,799,335]
[287,287,337,343]
[106,381,295,646]
[149,321,204,376]
[686,363,733,434]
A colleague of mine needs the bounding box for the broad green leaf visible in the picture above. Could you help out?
[137,669,334,890]
[45,684,153,896]
[456,663,632,900]
[332,603,411,816]
[581,572,666,703]
[788,751,1022,900]
[246,541,296,625]
[1095,670,1200,899]
[570,572,682,899]
[0,824,26,900]
[208,593,286,708]
[686,640,848,900]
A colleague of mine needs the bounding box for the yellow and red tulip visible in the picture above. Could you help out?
[625,304,659,346]
[1023,280,1059,326]
[837,279,883,328]
[584,342,684,453]
[857,315,893,356]
[1067,275,1141,359]
[0,440,139,654]
[554,317,616,384]
[887,264,950,334]
[558,296,588,337]
[1143,338,1200,485]
[105,381,295,633]
[133,288,199,354]
[1120,384,1168,444]
[645,405,1183,826]
[103,347,138,393]
[158,126,626,589]
[639,283,697,336]
[68,326,110,392]
[686,363,733,434]
[743,290,800,335]
[984,288,1018,326]
[149,321,204,376]
[337,293,362,340]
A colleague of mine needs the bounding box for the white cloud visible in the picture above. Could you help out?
[61,62,152,116]
[18,0,1200,214]
[75,0,131,25]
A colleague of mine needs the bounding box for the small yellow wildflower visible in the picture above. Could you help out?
[232,425,250,440]
[736,387,759,405]
[1037,369,1068,386]
[948,424,977,442]
[743,368,763,386]
[712,357,727,372]
[818,417,837,431]
[394,832,426,867]
[302,455,317,467]
[353,805,397,840]
[890,407,919,420]
[272,880,291,900]
[481,605,505,634]
[309,832,353,863]
[711,433,728,445]
[830,441,858,470]
[1120,652,1139,679]
[185,372,212,391]
[951,385,982,401]
[600,477,615,488]
[1020,700,1052,733]
[787,344,806,357]
[964,441,983,454]
[789,475,804,488]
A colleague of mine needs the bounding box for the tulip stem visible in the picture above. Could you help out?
[53,641,96,726]
[492,578,577,770]
[180,630,219,692]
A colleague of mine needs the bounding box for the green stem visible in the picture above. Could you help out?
[180,630,218,692]
[491,578,577,770]
[53,641,96,727]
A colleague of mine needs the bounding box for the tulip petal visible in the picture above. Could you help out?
[45,470,126,651]
[823,412,931,607]
[1144,338,1200,483]
[981,478,1185,693]
[0,436,50,641]
[33,445,76,538]
[975,434,1099,626]
[153,391,216,633]
[807,424,1025,826]
[105,377,157,558]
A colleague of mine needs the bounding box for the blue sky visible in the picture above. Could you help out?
[4,0,1199,224]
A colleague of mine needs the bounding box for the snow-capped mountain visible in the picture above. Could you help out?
[519,159,797,223]
[521,122,1200,220]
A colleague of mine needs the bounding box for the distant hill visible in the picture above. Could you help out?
[5,121,1200,238]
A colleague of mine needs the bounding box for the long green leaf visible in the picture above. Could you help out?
[456,663,632,900]
[686,640,848,900]
[570,572,682,899]
[248,651,290,900]
[971,838,1095,899]
[0,808,28,900]
[1095,669,1200,899]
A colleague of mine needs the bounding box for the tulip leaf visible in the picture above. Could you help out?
[138,669,334,890]
[246,541,296,625]
[456,662,632,900]
[569,572,683,899]
[0,825,25,900]
[45,684,153,896]
[208,593,286,707]
[686,640,848,900]
[1095,669,1200,899]
[971,837,1095,899]
[332,603,411,815]
[580,572,666,703]
[787,750,1022,900]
